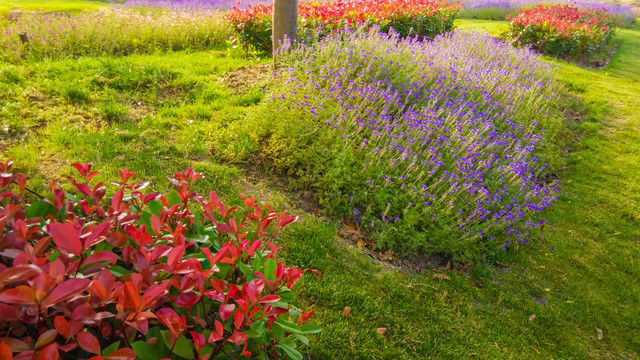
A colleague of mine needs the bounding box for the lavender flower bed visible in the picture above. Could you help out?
[246,29,562,259]
[460,0,635,22]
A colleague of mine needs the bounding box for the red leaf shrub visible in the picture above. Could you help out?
[506,4,621,61]
[0,160,318,359]
[225,0,461,54]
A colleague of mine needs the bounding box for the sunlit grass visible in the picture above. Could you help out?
[0,0,107,15]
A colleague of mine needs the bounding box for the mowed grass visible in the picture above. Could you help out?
[0,50,270,196]
[0,5,639,358]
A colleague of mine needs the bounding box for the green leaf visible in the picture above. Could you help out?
[252,252,263,271]
[264,258,277,281]
[148,200,163,216]
[132,341,161,360]
[276,343,302,360]
[275,319,322,335]
[247,319,266,339]
[272,322,284,340]
[294,334,309,346]
[161,331,194,359]
[275,289,294,303]
[26,201,59,220]
[102,341,121,356]
[238,263,251,277]
[299,323,322,334]
[168,191,182,206]
[65,192,78,203]
[109,265,131,277]
[185,234,210,244]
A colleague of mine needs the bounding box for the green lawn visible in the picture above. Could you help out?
[0,0,107,14]
[0,10,639,359]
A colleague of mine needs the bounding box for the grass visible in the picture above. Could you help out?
[0,0,107,15]
[0,3,639,358]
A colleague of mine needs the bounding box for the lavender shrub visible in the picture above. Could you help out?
[244,29,563,260]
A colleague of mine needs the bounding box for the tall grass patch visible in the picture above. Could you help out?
[0,8,230,61]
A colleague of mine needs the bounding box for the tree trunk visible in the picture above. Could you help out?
[272,0,298,58]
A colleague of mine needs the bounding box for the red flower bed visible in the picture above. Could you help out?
[0,160,317,359]
[225,0,461,54]
[506,4,620,61]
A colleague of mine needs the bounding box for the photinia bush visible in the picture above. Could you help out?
[0,160,318,359]
[224,0,461,54]
[505,4,621,61]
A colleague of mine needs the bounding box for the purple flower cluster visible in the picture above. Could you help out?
[267,29,561,258]
[120,0,271,10]
[463,0,635,22]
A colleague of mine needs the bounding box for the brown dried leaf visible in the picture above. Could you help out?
[342,307,352,318]
[356,240,365,250]
[343,222,360,235]
[376,328,387,335]
[529,314,536,322]
[304,268,323,279]
[379,251,395,262]
[432,273,450,280]
[596,328,603,340]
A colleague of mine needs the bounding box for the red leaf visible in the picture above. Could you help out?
[167,245,185,268]
[215,320,224,336]
[106,348,136,360]
[76,332,101,355]
[119,169,136,183]
[112,190,124,211]
[0,342,12,360]
[71,163,92,177]
[42,278,91,307]
[175,292,200,308]
[46,223,82,256]
[91,185,107,204]
[75,183,92,198]
[150,215,162,236]
[208,332,223,343]
[278,214,298,228]
[219,303,235,321]
[71,303,97,323]
[258,295,281,304]
[140,284,168,310]
[82,222,111,248]
[37,343,59,360]
[0,264,42,288]
[134,181,150,191]
[210,246,229,265]
[123,282,141,310]
[83,251,118,266]
[0,287,36,305]
[54,316,70,339]
[234,309,244,329]
[227,330,248,345]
